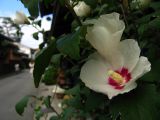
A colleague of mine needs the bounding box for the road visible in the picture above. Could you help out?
[0,70,37,120]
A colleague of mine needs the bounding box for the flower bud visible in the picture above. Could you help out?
[14,11,30,24]
[73,1,91,17]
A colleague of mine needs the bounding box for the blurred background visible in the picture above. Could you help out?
[0,0,52,119]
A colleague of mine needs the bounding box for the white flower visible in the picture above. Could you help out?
[80,12,151,99]
[73,1,91,17]
[14,11,30,24]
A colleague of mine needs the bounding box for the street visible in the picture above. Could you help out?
[0,70,37,120]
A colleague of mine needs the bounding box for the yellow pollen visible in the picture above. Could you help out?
[108,70,124,84]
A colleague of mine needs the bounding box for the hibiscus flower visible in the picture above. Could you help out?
[80,12,151,99]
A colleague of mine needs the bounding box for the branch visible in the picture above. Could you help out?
[65,0,82,26]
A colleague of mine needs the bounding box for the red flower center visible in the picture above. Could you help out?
[108,67,131,90]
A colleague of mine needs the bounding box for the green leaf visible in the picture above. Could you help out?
[65,84,80,95]
[35,110,43,120]
[43,96,51,108]
[83,0,98,8]
[85,91,108,111]
[59,0,65,6]
[20,0,39,17]
[149,18,160,29]
[33,20,41,27]
[137,11,160,24]
[64,94,83,109]
[42,66,57,85]
[50,116,59,120]
[50,54,62,67]
[110,84,160,120]
[150,2,160,10]
[56,27,83,60]
[33,40,57,88]
[28,0,39,17]
[61,107,76,120]
[138,24,148,35]
[33,32,39,40]
[15,96,30,116]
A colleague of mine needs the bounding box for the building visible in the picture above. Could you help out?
[0,33,31,75]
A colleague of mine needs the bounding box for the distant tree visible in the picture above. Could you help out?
[0,17,23,42]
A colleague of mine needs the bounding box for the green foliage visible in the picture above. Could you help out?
[43,96,51,108]
[20,0,39,17]
[33,20,42,27]
[50,116,59,120]
[42,54,62,85]
[15,96,30,116]
[56,27,85,60]
[33,32,39,40]
[33,40,57,88]
[83,0,98,8]
[35,110,44,120]
[50,54,62,67]
[61,107,76,120]
[110,84,160,120]
[42,65,57,85]
[84,91,108,111]
[150,1,160,10]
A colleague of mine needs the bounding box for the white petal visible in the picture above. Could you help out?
[86,26,123,69]
[85,13,125,69]
[112,56,151,97]
[98,13,125,40]
[73,1,91,17]
[131,56,151,81]
[119,39,140,71]
[123,82,137,93]
[105,82,137,99]
[89,84,121,99]
[80,55,109,86]
[123,57,150,91]
[80,53,126,99]
[86,12,125,43]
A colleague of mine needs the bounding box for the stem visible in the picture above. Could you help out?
[50,105,60,116]
[65,0,82,26]
[120,4,128,27]
[51,82,60,116]
[122,0,129,12]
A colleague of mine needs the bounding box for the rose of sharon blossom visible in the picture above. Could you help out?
[73,1,91,17]
[80,12,151,99]
[14,11,30,24]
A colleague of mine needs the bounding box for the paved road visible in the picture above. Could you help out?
[0,70,37,120]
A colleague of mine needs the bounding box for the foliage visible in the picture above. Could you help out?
[0,17,23,42]
[16,0,160,120]
[15,96,30,116]
[33,39,57,87]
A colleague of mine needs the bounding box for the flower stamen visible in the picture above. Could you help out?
[108,70,125,84]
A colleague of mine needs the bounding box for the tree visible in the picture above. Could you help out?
[0,17,23,42]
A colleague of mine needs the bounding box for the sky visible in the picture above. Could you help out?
[0,0,52,49]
